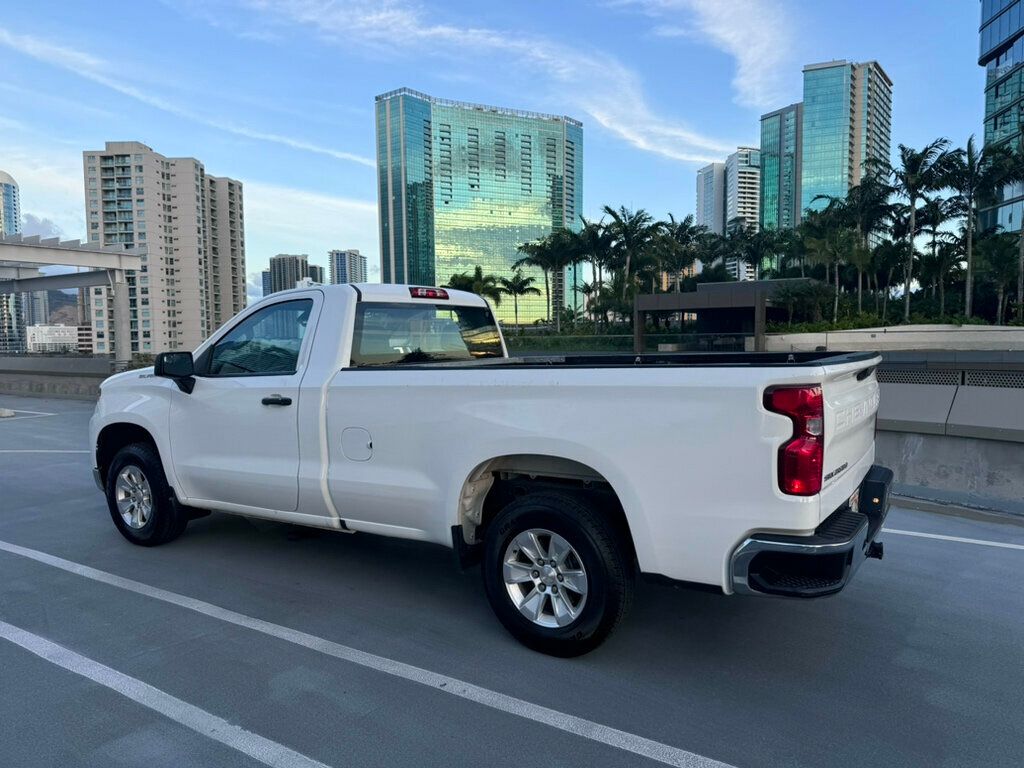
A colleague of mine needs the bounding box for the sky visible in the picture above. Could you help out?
[0,0,984,301]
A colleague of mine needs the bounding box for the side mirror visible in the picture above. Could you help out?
[154,352,195,393]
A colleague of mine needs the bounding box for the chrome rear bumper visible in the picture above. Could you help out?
[731,464,892,598]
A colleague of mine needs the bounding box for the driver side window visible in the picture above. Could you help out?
[208,299,313,376]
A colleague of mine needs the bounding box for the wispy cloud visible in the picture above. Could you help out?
[0,27,374,167]
[187,0,738,163]
[242,180,379,277]
[612,0,796,111]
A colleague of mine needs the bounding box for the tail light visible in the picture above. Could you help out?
[764,385,823,496]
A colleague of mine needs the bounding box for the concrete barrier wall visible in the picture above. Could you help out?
[875,431,1024,516]
[0,356,111,400]
[768,325,1024,352]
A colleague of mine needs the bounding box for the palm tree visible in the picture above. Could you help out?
[815,169,895,312]
[514,238,556,328]
[602,205,658,299]
[891,139,953,320]
[943,135,1013,317]
[659,213,705,292]
[921,198,958,319]
[804,215,856,323]
[497,270,541,332]
[575,216,613,298]
[445,265,503,306]
[977,231,1019,323]
[514,229,581,334]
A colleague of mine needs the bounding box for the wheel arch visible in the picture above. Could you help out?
[454,453,639,567]
[95,421,163,491]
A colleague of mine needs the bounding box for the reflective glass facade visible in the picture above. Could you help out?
[800,61,891,216]
[376,88,583,324]
[980,0,1024,232]
[759,103,802,230]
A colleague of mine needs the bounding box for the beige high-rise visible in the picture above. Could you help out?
[82,141,246,355]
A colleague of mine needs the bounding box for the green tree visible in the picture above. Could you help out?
[602,205,658,299]
[977,231,1019,324]
[446,265,503,306]
[891,139,953,321]
[943,135,1013,317]
[497,270,541,332]
[659,213,705,292]
[815,169,895,312]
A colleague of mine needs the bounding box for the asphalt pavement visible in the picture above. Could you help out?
[1,393,1022,768]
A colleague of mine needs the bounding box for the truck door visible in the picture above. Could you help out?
[169,294,320,512]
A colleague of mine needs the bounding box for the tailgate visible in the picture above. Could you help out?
[818,355,881,520]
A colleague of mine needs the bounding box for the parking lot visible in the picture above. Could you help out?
[1,393,1022,768]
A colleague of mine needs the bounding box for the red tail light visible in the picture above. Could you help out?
[764,385,824,496]
[409,287,449,300]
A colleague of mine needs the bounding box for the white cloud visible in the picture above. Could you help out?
[207,0,739,163]
[0,27,374,168]
[242,180,379,278]
[614,0,796,110]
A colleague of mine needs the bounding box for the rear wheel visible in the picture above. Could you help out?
[482,492,634,657]
[105,443,188,546]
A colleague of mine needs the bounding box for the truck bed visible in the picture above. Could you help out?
[371,350,879,370]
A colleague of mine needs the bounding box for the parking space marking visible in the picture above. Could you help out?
[0,619,332,768]
[0,449,90,454]
[0,539,734,768]
[0,410,57,423]
[882,528,1024,551]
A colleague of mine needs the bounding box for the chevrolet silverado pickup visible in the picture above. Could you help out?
[90,283,892,656]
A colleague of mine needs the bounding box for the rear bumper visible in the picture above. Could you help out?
[731,464,893,597]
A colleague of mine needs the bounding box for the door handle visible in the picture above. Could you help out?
[261,395,292,406]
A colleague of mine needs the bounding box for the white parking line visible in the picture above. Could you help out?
[0,410,57,423]
[0,450,89,454]
[0,619,331,768]
[0,539,733,768]
[882,528,1024,551]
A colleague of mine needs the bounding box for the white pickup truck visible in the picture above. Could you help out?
[91,283,892,655]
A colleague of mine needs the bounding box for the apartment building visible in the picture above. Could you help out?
[82,141,245,355]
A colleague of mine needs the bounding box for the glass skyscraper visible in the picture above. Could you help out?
[375,88,583,324]
[759,103,803,230]
[800,60,892,216]
[980,0,1024,231]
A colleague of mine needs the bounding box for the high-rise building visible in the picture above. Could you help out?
[375,88,583,323]
[801,60,892,215]
[262,269,272,297]
[307,264,325,285]
[269,254,309,293]
[726,147,761,233]
[328,249,368,284]
[980,1,1024,231]
[0,170,24,353]
[760,103,803,231]
[0,170,19,237]
[82,141,246,355]
[695,162,726,236]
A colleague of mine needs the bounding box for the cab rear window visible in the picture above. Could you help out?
[350,302,503,367]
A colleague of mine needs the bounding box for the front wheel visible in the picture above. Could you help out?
[482,492,634,657]
[105,443,188,546]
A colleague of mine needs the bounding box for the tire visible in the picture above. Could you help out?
[482,492,634,657]
[105,442,188,546]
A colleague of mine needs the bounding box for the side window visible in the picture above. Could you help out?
[208,299,313,376]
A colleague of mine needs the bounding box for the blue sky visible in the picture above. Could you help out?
[0,0,983,298]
